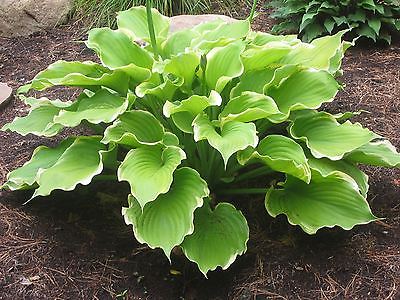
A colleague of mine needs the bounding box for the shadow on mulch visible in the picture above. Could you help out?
[1,171,399,299]
[1,3,400,299]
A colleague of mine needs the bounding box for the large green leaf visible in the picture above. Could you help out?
[230,68,276,99]
[53,89,128,127]
[324,17,336,34]
[332,110,365,122]
[238,135,311,183]
[161,52,200,93]
[282,30,348,74]
[118,145,186,209]
[265,69,339,121]
[230,64,299,101]
[192,19,226,35]
[86,28,153,82]
[162,29,200,58]
[300,12,318,33]
[2,94,83,137]
[219,92,280,124]
[249,31,300,46]
[199,19,250,42]
[357,24,377,41]
[265,173,378,234]
[290,112,376,160]
[117,6,170,43]
[102,110,165,147]
[262,64,299,90]
[19,61,129,95]
[302,23,324,43]
[181,202,249,276]
[1,139,74,190]
[241,42,292,71]
[329,39,353,75]
[345,140,400,167]
[170,112,196,133]
[192,19,250,52]
[161,132,180,147]
[32,137,108,198]
[308,157,369,197]
[205,41,245,93]
[135,75,183,100]
[193,114,258,166]
[122,167,209,258]
[164,91,222,134]
[163,90,222,117]
[2,103,64,137]
[20,95,73,109]
[368,19,381,36]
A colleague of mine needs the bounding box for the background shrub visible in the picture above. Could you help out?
[268,0,400,43]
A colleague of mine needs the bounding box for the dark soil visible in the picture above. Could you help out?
[1,3,400,300]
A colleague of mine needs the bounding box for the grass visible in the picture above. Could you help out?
[73,0,245,29]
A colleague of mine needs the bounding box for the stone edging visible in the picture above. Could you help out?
[0,83,12,110]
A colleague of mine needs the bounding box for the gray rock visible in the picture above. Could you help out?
[0,0,73,37]
[170,14,236,33]
[0,83,12,110]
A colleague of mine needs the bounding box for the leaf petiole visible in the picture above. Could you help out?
[234,166,275,183]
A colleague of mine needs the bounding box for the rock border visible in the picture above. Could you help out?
[0,83,12,110]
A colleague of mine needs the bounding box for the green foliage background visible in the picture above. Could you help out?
[269,0,400,43]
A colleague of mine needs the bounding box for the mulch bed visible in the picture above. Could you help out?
[1,3,399,299]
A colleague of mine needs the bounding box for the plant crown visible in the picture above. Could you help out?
[269,0,400,43]
[2,6,400,276]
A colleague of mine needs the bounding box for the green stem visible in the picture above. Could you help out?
[146,0,165,83]
[146,0,160,60]
[206,148,218,181]
[200,54,208,96]
[183,134,206,173]
[228,162,246,174]
[218,188,268,195]
[234,166,275,183]
[202,77,208,96]
[210,106,219,121]
[146,96,163,122]
[197,141,210,178]
[249,0,258,22]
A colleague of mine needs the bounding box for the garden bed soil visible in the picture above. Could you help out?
[1,3,400,300]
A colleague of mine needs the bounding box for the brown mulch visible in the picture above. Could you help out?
[1,3,400,300]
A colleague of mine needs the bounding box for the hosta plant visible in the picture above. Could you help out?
[269,0,400,43]
[2,4,400,276]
